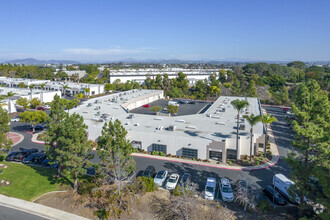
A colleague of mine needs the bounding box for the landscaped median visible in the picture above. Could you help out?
[0,162,71,201]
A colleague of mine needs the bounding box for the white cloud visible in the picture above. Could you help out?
[62,47,155,56]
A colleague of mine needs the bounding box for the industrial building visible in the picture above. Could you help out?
[71,89,265,162]
[107,68,225,85]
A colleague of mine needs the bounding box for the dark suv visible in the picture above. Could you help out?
[23,152,46,164]
[142,166,156,178]
[5,151,20,161]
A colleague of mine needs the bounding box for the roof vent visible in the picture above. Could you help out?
[175,119,185,123]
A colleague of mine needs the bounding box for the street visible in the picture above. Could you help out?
[0,205,47,220]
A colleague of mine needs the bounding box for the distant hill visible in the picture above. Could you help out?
[2,58,80,65]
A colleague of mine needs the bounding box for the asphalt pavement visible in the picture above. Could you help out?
[0,205,47,220]
[8,105,293,194]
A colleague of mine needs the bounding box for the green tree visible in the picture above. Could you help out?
[286,80,329,211]
[18,82,27,88]
[55,113,92,190]
[97,120,135,205]
[246,80,258,97]
[103,68,110,82]
[166,104,179,116]
[30,98,41,109]
[223,83,232,96]
[44,94,68,175]
[261,114,277,156]
[83,88,90,98]
[104,83,115,93]
[287,61,306,71]
[20,111,48,133]
[210,86,221,97]
[0,107,12,155]
[231,99,249,161]
[64,99,79,113]
[62,84,71,96]
[232,77,241,95]
[150,105,162,114]
[16,97,30,109]
[243,114,262,161]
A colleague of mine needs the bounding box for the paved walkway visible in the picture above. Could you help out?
[6,132,24,146]
[0,194,88,220]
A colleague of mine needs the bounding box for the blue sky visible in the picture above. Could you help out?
[1,0,330,61]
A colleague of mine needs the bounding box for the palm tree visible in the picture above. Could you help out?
[62,84,71,96]
[243,114,262,161]
[83,88,90,98]
[29,84,35,101]
[231,99,249,161]
[3,92,16,114]
[40,83,46,103]
[261,114,278,156]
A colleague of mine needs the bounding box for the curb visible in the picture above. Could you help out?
[0,194,88,220]
[25,131,46,145]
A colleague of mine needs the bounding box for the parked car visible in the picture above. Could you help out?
[13,149,38,162]
[37,106,46,110]
[188,101,197,104]
[204,177,216,200]
[142,165,156,178]
[179,100,189,104]
[263,185,287,206]
[5,151,20,161]
[180,173,192,187]
[23,152,46,164]
[165,173,180,190]
[11,116,20,122]
[35,124,44,131]
[41,158,58,169]
[154,170,168,187]
[44,105,51,110]
[219,178,234,202]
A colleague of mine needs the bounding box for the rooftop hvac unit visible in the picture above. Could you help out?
[134,123,140,126]
[212,116,221,119]
[156,126,163,130]
[215,122,226,125]
[239,124,245,130]
[168,125,176,131]
[206,113,211,117]
[186,126,196,129]
[175,119,185,123]
[154,118,163,120]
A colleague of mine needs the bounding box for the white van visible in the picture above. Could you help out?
[168,101,179,107]
[273,174,302,204]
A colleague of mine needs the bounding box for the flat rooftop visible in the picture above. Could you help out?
[70,90,264,142]
[129,99,210,116]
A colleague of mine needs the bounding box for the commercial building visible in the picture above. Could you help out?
[71,89,265,162]
[107,68,226,85]
[0,77,104,96]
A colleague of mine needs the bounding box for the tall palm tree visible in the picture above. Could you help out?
[29,84,35,101]
[40,83,46,103]
[3,92,16,114]
[62,84,71,96]
[231,99,249,161]
[261,114,278,156]
[243,114,262,161]
[83,88,90,98]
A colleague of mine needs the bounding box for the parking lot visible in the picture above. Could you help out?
[129,99,211,116]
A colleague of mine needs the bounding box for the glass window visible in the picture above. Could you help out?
[182,148,198,159]
[227,149,237,160]
[152,144,167,154]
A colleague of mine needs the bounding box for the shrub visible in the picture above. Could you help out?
[167,154,171,157]
[217,161,220,164]
[192,158,196,161]
[255,161,260,165]
[266,145,271,149]
[160,152,165,156]
[78,181,96,196]
[257,200,271,212]
[228,161,232,165]
[172,186,182,196]
[141,176,157,192]
[152,151,159,155]
[94,208,110,220]
[0,155,5,162]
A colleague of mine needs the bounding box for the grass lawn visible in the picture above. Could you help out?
[0,162,72,201]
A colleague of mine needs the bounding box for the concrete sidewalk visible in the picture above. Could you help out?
[28,131,45,144]
[0,194,89,220]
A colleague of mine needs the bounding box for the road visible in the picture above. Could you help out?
[9,105,294,192]
[0,205,47,220]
